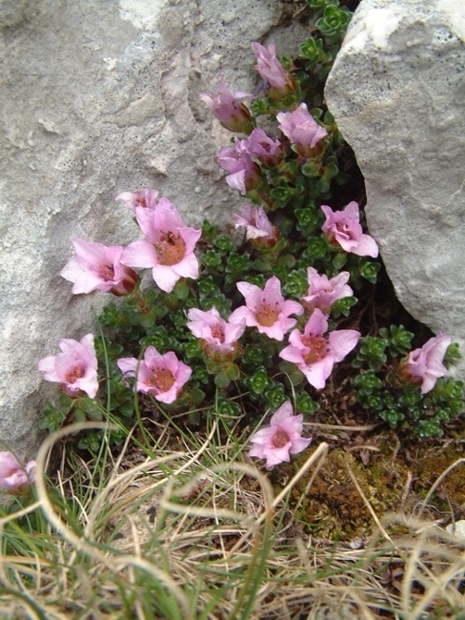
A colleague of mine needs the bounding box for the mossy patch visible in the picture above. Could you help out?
[270,433,465,541]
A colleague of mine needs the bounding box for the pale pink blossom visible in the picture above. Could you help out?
[60,239,138,296]
[400,333,451,394]
[229,276,304,341]
[248,401,311,470]
[217,139,262,194]
[38,334,99,398]
[244,127,282,166]
[277,103,327,157]
[251,42,293,93]
[186,307,246,356]
[279,309,360,389]
[0,452,36,495]
[301,267,353,313]
[117,346,191,404]
[199,77,252,133]
[121,197,201,293]
[116,188,160,212]
[233,205,279,244]
[321,201,378,258]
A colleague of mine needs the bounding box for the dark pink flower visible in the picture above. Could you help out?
[121,197,201,293]
[244,128,282,166]
[248,401,311,470]
[277,103,327,157]
[60,239,138,296]
[117,346,191,404]
[321,201,378,258]
[301,267,353,313]
[400,333,451,394]
[279,309,360,389]
[0,452,36,495]
[116,188,160,211]
[38,334,99,398]
[251,42,294,93]
[233,205,279,245]
[186,307,246,356]
[217,139,262,194]
[229,276,304,341]
[199,77,253,133]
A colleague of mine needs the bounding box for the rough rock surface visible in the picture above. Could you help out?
[0,0,311,470]
[325,0,465,377]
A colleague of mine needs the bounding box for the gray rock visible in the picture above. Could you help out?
[325,0,465,378]
[0,0,312,473]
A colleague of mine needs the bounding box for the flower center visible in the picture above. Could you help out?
[65,366,84,384]
[154,231,186,266]
[256,301,280,327]
[272,429,290,448]
[335,221,352,238]
[136,196,148,208]
[301,334,329,365]
[98,263,115,281]
[211,324,225,343]
[145,368,176,393]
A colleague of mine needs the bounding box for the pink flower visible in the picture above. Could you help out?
[229,276,304,341]
[244,128,282,166]
[0,452,36,495]
[400,333,451,394]
[279,309,360,389]
[217,139,262,194]
[199,77,253,133]
[38,334,99,398]
[301,267,353,313]
[60,239,138,296]
[116,188,160,212]
[321,201,378,258]
[248,401,311,470]
[186,307,246,356]
[277,103,327,157]
[251,42,294,93]
[117,346,192,404]
[121,197,202,293]
[233,205,279,245]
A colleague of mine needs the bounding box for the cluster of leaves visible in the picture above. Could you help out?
[353,330,464,437]
[40,0,464,448]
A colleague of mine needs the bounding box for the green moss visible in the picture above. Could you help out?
[270,435,465,542]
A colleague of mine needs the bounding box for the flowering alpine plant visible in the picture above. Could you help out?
[217,139,262,194]
[277,103,328,157]
[60,239,138,296]
[301,267,353,314]
[233,204,279,246]
[38,334,99,398]
[280,309,360,389]
[116,188,160,211]
[117,346,192,404]
[186,307,246,357]
[0,452,36,495]
[321,201,378,258]
[399,332,452,394]
[248,401,311,470]
[121,196,202,293]
[229,275,304,341]
[251,42,295,95]
[199,77,253,134]
[243,127,282,167]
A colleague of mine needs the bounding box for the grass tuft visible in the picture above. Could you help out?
[2,422,465,619]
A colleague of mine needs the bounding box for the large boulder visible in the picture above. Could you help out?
[325,0,465,377]
[0,0,310,470]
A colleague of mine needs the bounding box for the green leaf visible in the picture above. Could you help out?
[215,369,231,389]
